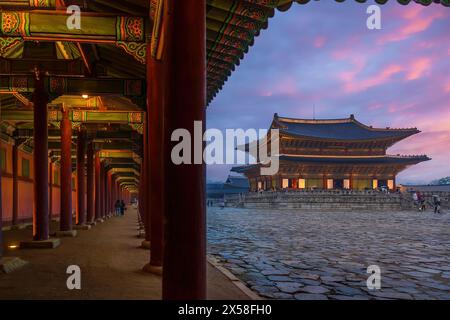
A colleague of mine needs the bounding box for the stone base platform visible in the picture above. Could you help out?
[10,225,27,231]
[140,240,150,249]
[142,263,162,276]
[20,238,61,249]
[137,231,145,239]
[74,224,91,231]
[54,230,77,238]
[0,257,29,274]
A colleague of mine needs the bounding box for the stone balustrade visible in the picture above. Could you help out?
[224,190,408,211]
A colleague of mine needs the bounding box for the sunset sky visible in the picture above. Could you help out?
[206,1,450,184]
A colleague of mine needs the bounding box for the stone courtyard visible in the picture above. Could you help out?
[207,207,450,300]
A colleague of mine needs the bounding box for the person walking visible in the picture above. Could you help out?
[433,195,441,214]
[417,192,426,212]
[120,199,126,216]
[114,199,121,216]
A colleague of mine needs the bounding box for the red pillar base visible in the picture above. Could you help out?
[73,225,91,231]
[142,263,162,276]
[20,238,60,249]
[54,230,77,238]
[140,240,151,249]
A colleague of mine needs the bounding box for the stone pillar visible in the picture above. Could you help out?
[12,144,19,225]
[32,70,50,241]
[95,152,102,221]
[162,0,207,300]
[76,129,86,225]
[60,107,74,232]
[86,142,95,224]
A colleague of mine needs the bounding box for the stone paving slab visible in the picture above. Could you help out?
[207,207,450,300]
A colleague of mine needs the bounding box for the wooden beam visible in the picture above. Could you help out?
[0,75,144,97]
[0,10,149,43]
[1,109,144,124]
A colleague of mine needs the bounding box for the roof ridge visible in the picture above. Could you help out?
[274,113,419,132]
[274,113,351,124]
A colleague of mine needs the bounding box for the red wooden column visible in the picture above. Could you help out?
[140,119,150,244]
[144,44,164,273]
[76,129,87,225]
[12,144,19,225]
[106,171,111,216]
[0,158,3,258]
[49,161,53,220]
[94,152,102,221]
[86,142,95,224]
[60,107,74,232]
[32,70,50,241]
[105,168,110,217]
[162,0,206,300]
[100,162,105,218]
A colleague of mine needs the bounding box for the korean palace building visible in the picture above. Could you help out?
[232,114,430,192]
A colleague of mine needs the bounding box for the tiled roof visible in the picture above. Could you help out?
[273,114,420,141]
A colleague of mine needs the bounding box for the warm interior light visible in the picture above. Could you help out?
[8,244,18,249]
[82,94,89,99]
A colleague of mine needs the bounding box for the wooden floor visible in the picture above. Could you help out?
[0,207,249,300]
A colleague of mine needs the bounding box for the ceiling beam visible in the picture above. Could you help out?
[0,10,149,44]
[1,109,144,124]
[0,75,144,97]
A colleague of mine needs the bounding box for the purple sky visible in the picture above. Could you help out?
[206,1,450,184]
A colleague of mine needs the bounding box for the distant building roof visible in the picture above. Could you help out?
[207,175,249,198]
[272,114,420,141]
[225,175,250,189]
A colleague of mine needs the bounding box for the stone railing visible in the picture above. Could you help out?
[224,190,406,211]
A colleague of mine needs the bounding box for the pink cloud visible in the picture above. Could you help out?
[405,57,431,81]
[314,36,326,48]
[341,64,403,93]
[377,9,445,45]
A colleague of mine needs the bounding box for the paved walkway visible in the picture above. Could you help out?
[208,207,450,300]
[0,207,249,300]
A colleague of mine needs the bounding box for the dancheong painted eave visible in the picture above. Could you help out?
[206,0,450,105]
[230,154,431,174]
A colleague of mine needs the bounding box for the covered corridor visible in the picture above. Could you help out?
[0,0,445,300]
[0,206,249,300]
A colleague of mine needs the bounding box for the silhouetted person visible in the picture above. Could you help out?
[114,199,121,216]
[120,200,126,216]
